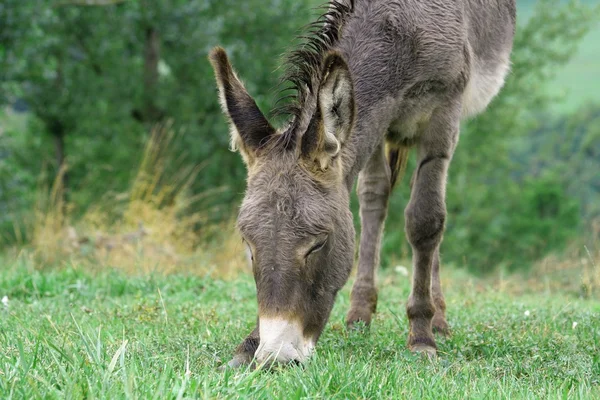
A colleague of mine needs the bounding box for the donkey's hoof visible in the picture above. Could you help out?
[345,308,373,330]
[410,343,437,359]
[432,317,451,336]
[408,337,437,359]
[347,286,377,330]
[218,354,254,371]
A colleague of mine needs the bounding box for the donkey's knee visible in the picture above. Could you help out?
[357,174,391,217]
[404,201,446,252]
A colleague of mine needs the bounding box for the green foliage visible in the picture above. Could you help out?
[0,114,48,241]
[518,0,600,112]
[519,105,600,220]
[0,0,319,238]
[0,262,599,398]
[449,175,580,271]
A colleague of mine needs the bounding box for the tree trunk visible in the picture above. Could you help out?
[49,55,70,204]
[50,119,69,203]
[143,26,162,123]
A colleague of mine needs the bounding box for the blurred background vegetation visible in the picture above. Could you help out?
[0,0,598,280]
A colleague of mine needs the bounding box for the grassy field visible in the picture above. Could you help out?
[1,259,599,399]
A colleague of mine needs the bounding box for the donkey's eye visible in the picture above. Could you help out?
[306,237,328,258]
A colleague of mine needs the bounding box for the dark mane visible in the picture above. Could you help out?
[271,1,354,138]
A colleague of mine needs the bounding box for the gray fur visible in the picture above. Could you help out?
[210,0,515,366]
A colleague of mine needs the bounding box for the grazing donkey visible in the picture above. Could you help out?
[210,0,515,367]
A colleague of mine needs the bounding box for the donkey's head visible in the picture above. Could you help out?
[210,47,356,364]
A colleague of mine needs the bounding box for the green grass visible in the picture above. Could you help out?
[1,260,599,399]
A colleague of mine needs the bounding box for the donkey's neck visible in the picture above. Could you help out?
[340,96,398,189]
[331,1,405,187]
[336,52,400,189]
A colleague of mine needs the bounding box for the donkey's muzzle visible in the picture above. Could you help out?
[255,317,315,365]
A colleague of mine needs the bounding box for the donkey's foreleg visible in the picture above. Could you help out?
[224,324,259,369]
[405,103,459,355]
[347,143,391,328]
[431,247,450,335]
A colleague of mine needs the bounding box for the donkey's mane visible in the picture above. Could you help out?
[271,0,354,147]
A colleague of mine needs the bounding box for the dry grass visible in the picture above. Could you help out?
[28,165,70,266]
[197,219,250,279]
[16,124,249,278]
[490,220,600,298]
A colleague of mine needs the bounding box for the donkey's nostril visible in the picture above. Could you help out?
[256,356,303,371]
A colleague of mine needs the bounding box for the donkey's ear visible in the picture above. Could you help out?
[302,52,356,170]
[209,47,275,164]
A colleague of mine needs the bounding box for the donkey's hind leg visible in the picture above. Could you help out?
[346,143,391,328]
[404,101,459,355]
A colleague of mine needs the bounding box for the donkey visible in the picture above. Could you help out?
[210,0,515,367]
